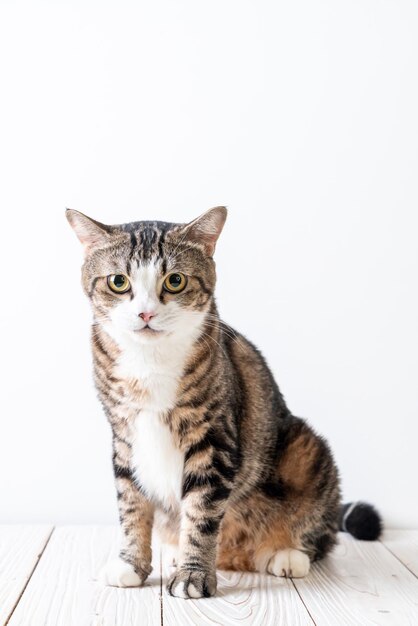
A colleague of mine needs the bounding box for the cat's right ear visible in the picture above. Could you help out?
[66,209,110,252]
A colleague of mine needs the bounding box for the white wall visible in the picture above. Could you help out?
[0,0,417,527]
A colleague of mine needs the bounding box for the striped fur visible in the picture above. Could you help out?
[67,206,344,598]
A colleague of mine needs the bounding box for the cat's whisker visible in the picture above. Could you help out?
[202,321,237,343]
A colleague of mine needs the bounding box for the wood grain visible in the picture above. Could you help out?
[292,533,418,626]
[381,530,418,578]
[4,527,418,625]
[160,544,313,625]
[7,526,161,626]
[0,525,53,626]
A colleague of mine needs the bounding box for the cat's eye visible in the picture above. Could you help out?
[163,272,187,293]
[107,274,131,294]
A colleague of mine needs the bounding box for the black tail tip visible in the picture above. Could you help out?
[339,501,382,541]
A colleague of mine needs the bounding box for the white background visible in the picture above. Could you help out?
[0,1,417,528]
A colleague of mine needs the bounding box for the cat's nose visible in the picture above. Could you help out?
[139,311,156,324]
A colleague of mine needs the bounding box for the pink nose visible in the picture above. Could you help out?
[139,311,155,323]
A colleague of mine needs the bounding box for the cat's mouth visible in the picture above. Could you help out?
[134,326,164,336]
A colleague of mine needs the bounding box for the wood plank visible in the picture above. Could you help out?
[7,526,161,626]
[161,544,313,626]
[292,533,418,626]
[381,530,418,578]
[0,525,53,626]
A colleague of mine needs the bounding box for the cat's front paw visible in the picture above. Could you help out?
[167,567,217,599]
[99,556,150,588]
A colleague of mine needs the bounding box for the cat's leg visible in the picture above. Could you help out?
[219,416,340,578]
[166,494,229,598]
[257,422,339,578]
[100,434,154,588]
[166,444,233,599]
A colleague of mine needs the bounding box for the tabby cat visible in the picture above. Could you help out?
[67,206,381,599]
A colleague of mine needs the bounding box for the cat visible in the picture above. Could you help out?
[67,206,381,599]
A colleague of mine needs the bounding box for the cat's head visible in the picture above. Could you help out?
[66,207,226,344]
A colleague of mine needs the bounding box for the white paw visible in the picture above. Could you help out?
[99,557,142,587]
[267,549,310,578]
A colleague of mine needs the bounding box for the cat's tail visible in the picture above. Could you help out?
[339,502,382,540]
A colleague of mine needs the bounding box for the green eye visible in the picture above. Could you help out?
[163,272,187,293]
[107,274,131,293]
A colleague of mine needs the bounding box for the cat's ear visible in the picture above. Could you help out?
[66,209,111,252]
[182,206,227,256]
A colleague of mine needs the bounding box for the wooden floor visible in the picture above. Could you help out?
[0,527,417,625]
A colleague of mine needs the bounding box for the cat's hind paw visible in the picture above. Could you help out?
[267,549,310,578]
[99,557,146,587]
[167,567,217,599]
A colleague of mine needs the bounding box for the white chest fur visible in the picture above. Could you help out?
[131,411,184,508]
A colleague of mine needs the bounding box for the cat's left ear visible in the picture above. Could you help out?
[66,209,111,252]
[182,206,227,256]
